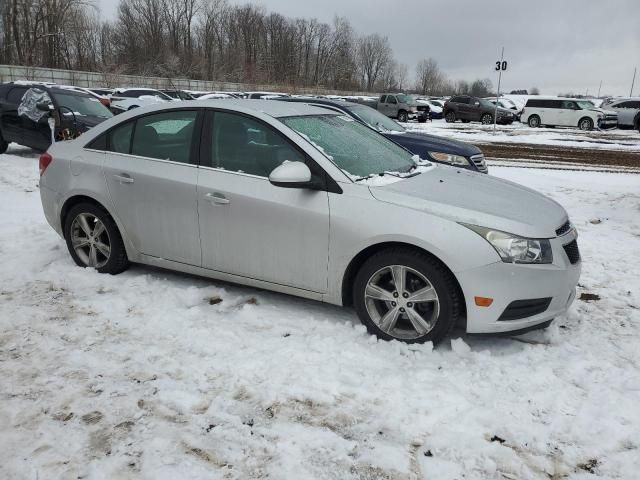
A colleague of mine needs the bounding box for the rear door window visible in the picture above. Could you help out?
[7,87,28,104]
[131,110,198,163]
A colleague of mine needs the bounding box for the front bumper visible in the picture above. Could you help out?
[597,117,618,129]
[456,231,581,333]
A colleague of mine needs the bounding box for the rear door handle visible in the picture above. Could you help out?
[205,192,230,205]
[113,173,134,184]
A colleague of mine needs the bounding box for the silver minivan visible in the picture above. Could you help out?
[39,100,581,344]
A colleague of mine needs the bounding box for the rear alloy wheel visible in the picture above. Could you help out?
[354,249,460,345]
[445,111,456,123]
[397,111,408,123]
[64,203,129,274]
[528,115,541,128]
[481,113,493,125]
[579,117,593,131]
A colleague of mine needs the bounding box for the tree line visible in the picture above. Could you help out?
[0,0,494,95]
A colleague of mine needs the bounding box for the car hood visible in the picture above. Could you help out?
[589,107,616,115]
[384,131,481,157]
[369,165,567,238]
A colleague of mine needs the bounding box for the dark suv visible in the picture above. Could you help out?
[0,82,113,153]
[444,95,515,125]
[277,97,488,173]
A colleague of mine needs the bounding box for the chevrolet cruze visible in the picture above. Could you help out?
[38,100,581,344]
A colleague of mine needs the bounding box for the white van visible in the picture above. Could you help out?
[521,98,617,130]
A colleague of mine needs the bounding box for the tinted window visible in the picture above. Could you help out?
[561,101,577,109]
[380,95,387,103]
[130,110,197,163]
[456,97,470,104]
[7,87,28,104]
[210,111,304,177]
[110,122,134,154]
[387,96,397,104]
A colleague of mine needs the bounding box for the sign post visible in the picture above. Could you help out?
[493,47,506,133]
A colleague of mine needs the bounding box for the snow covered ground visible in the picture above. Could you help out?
[1,144,640,479]
[404,120,640,152]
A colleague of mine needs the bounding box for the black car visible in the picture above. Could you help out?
[0,83,113,153]
[276,97,488,173]
[444,95,515,125]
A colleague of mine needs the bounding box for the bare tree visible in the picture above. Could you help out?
[415,58,443,96]
[356,33,391,91]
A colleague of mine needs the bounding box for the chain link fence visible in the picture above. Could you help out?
[0,64,373,97]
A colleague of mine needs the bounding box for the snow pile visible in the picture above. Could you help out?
[0,145,639,479]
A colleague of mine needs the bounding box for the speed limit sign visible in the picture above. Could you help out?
[495,60,508,71]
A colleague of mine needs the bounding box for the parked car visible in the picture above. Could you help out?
[197,93,235,100]
[277,97,487,172]
[160,89,195,100]
[38,100,580,344]
[374,93,418,122]
[112,88,176,102]
[59,85,111,108]
[88,88,113,97]
[444,95,515,125]
[599,98,640,131]
[484,96,523,120]
[246,91,289,99]
[415,98,444,121]
[0,83,113,153]
[521,98,618,130]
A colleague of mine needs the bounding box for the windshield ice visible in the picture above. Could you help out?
[281,114,415,178]
[349,105,405,133]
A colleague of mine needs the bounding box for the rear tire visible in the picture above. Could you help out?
[445,111,456,123]
[353,248,460,345]
[63,203,129,274]
[481,113,493,125]
[397,110,408,123]
[578,117,593,131]
[0,131,8,154]
[528,115,541,128]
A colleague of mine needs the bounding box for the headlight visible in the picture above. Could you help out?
[462,224,553,264]
[428,152,470,166]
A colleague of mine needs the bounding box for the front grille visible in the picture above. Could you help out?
[498,297,552,321]
[563,239,581,264]
[470,154,488,173]
[416,105,429,112]
[555,220,571,236]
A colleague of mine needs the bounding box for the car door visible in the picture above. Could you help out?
[558,101,576,126]
[197,110,330,292]
[100,108,203,265]
[386,95,398,117]
[0,86,29,145]
[613,101,637,126]
[543,100,560,125]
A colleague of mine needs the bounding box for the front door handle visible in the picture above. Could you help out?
[113,173,134,184]
[205,192,230,205]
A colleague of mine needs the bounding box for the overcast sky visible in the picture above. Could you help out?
[97,0,640,96]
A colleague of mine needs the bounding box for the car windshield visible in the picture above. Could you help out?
[430,100,443,107]
[51,92,113,118]
[349,105,405,133]
[281,114,415,178]
[396,94,414,104]
[576,101,595,109]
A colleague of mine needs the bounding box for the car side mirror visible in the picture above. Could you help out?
[36,102,54,112]
[269,161,313,188]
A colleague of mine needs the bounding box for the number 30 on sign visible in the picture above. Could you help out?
[495,61,507,71]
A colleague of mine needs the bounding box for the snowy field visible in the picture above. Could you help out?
[404,120,640,152]
[1,144,640,479]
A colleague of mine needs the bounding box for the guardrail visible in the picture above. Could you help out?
[0,64,373,97]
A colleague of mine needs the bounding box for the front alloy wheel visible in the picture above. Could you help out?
[481,113,493,125]
[354,249,460,345]
[365,265,439,340]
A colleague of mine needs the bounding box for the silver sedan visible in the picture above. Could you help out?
[39,100,581,344]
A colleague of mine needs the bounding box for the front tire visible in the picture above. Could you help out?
[481,113,493,125]
[445,111,456,123]
[578,117,593,131]
[353,248,460,345]
[397,110,408,123]
[64,203,129,274]
[528,115,541,128]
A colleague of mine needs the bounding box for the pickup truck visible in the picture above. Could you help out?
[375,93,418,122]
